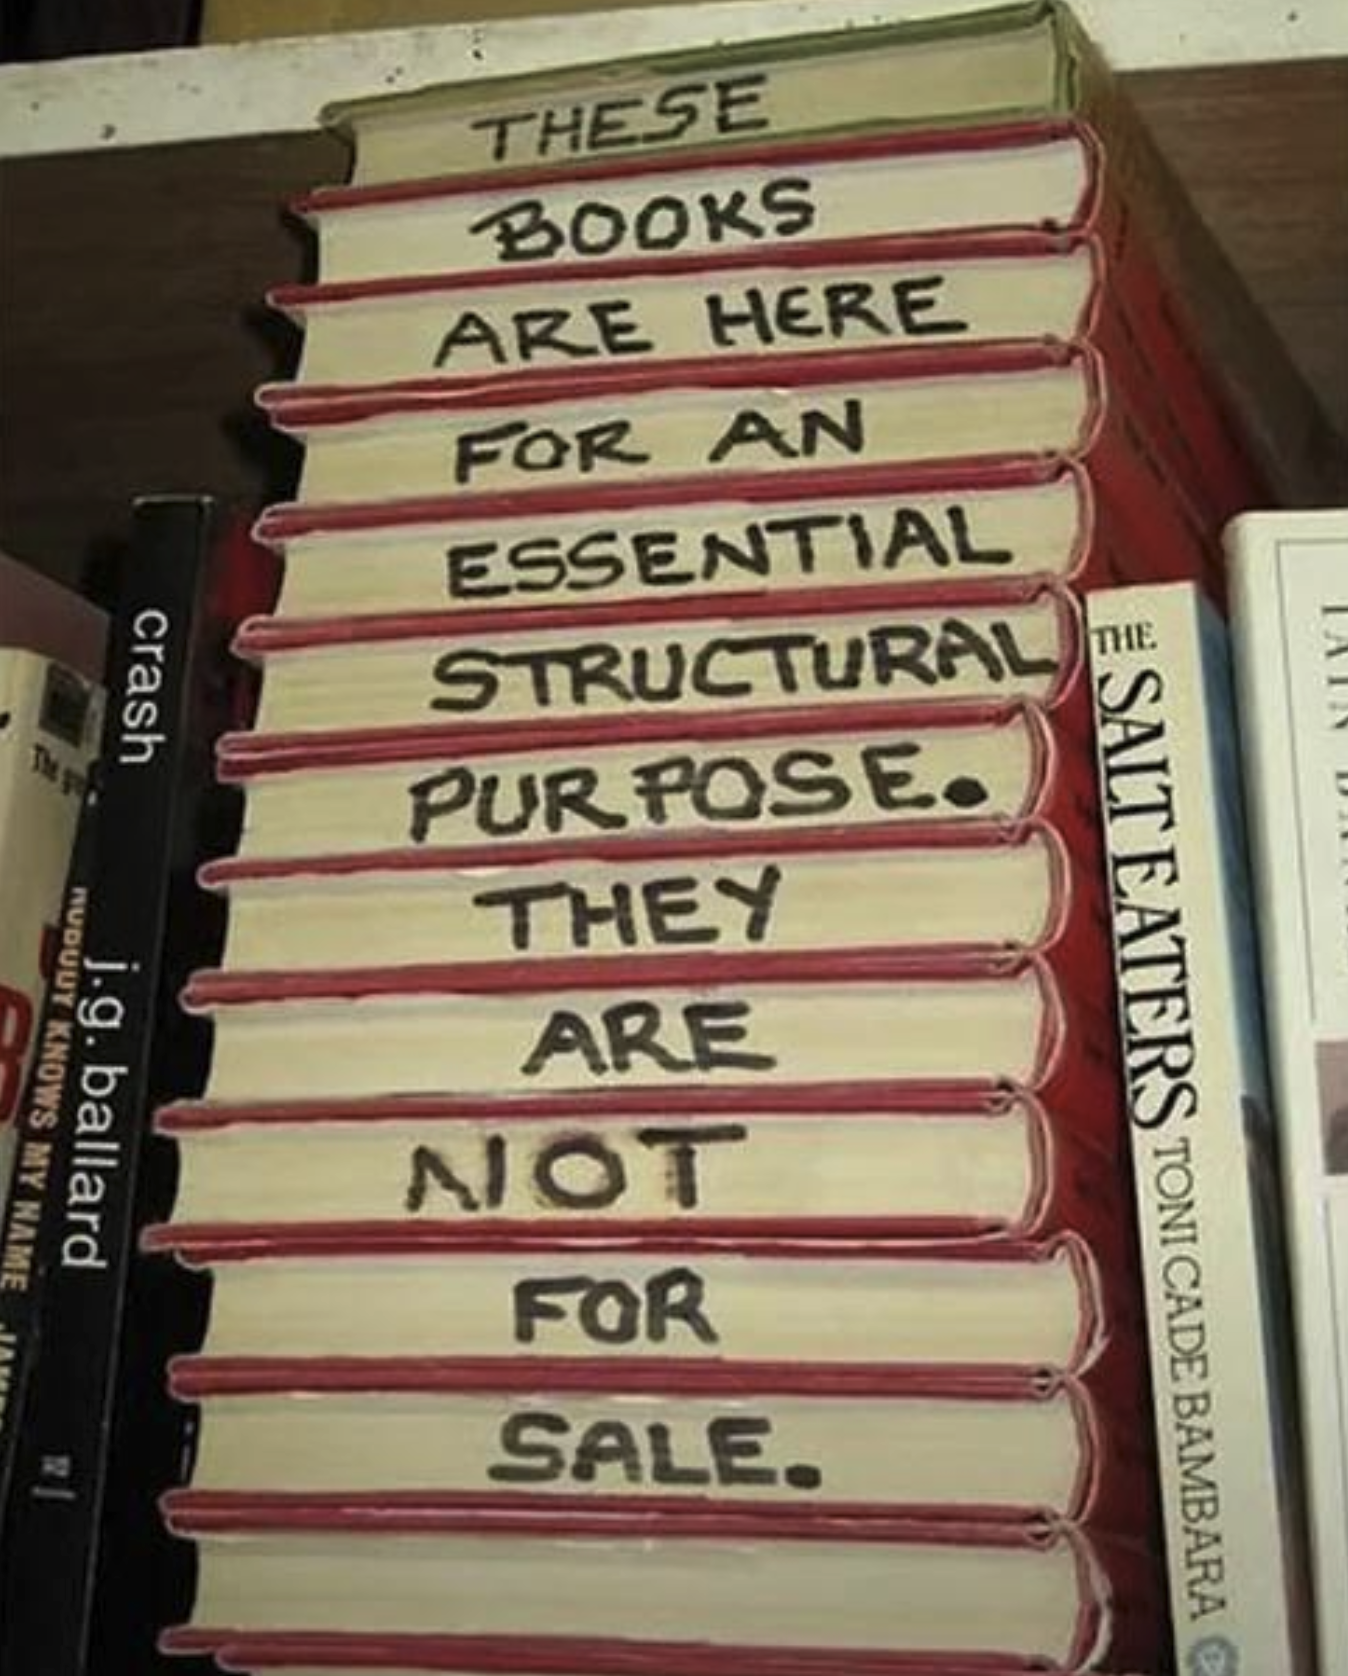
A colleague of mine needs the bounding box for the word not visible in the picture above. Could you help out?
[467,76,771,166]
[428,616,1058,713]
[445,504,1015,601]
[405,1122,749,1214]
[487,1409,822,1491]
[468,177,815,264]
[473,867,781,951]
[406,741,989,843]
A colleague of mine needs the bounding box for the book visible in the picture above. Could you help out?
[200,823,1067,970]
[181,952,1086,1103]
[274,342,1105,506]
[321,2,1071,182]
[1226,508,1348,1672]
[299,122,1098,285]
[0,548,105,1178]
[164,1510,1128,1675]
[238,584,1077,736]
[253,455,1211,626]
[217,701,1065,865]
[165,1369,1102,1523]
[0,775,100,1503]
[0,646,102,1173]
[0,499,275,1675]
[0,546,107,679]
[1087,580,1315,1673]
[148,1085,1106,1245]
[164,1232,1102,1371]
[266,229,1100,396]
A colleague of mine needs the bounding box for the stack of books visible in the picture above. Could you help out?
[138,4,1332,1672]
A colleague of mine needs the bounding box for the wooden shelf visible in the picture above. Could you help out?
[1,51,1345,589]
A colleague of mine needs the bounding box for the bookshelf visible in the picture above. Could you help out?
[0,5,1345,592]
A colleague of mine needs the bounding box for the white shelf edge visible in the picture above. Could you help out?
[3,0,1345,161]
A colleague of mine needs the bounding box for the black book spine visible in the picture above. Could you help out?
[0,498,233,1673]
[0,776,101,1504]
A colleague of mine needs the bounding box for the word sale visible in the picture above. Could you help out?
[488,1408,823,1494]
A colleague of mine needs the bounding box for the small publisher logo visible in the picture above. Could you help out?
[1187,1635,1238,1676]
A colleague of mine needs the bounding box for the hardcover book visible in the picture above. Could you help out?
[321,2,1076,183]
[1088,580,1315,1673]
[1227,509,1348,1672]
[253,456,1212,627]
[0,551,105,1187]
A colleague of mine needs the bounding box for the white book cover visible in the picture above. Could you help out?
[1087,580,1314,1674]
[0,646,103,1195]
[1227,509,1348,1673]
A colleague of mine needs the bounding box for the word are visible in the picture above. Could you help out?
[520,998,775,1079]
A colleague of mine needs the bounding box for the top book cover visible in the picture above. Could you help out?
[321,1,1077,185]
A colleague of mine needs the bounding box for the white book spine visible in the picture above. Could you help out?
[1227,510,1348,1672]
[1087,581,1312,1674]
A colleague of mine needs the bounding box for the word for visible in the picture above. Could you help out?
[487,1410,822,1492]
[428,615,1058,713]
[472,867,781,952]
[512,1265,716,1344]
[406,742,991,842]
[450,398,864,486]
[428,275,966,369]
[405,1122,749,1214]
[468,176,815,263]
[467,76,771,165]
[445,504,1015,601]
